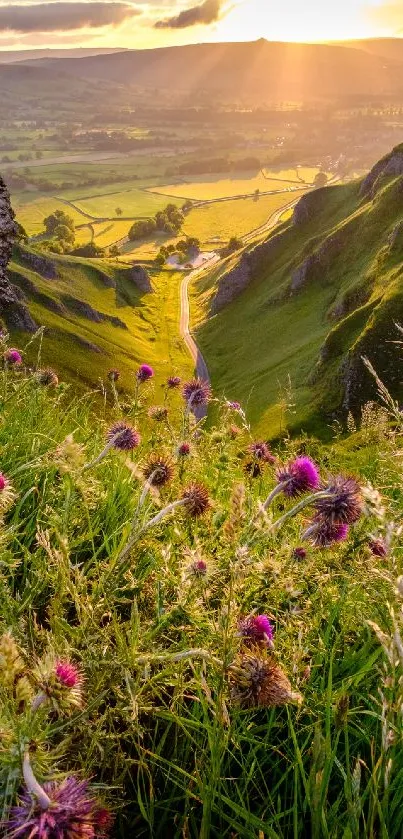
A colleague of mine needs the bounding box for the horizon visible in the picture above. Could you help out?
[0,1,402,52]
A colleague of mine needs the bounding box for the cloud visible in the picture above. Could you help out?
[0,2,140,34]
[155,0,221,29]
[367,2,403,32]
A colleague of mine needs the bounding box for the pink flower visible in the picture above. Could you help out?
[137,364,154,382]
[277,456,320,498]
[55,660,81,689]
[239,615,274,647]
[4,348,22,365]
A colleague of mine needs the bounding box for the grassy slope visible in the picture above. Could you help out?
[8,249,193,392]
[191,176,403,437]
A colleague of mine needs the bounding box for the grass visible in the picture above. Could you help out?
[9,250,193,393]
[70,189,182,220]
[13,197,88,236]
[0,346,402,837]
[190,175,403,437]
[149,171,300,201]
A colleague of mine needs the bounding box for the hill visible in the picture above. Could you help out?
[0,47,126,64]
[191,144,403,436]
[15,39,403,102]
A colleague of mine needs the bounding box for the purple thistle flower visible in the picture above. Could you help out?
[306,519,349,548]
[3,776,112,839]
[178,442,191,456]
[106,421,140,451]
[314,475,362,525]
[182,378,211,407]
[0,473,9,492]
[239,615,274,647]
[277,456,320,498]
[55,660,82,690]
[167,375,181,389]
[293,546,307,561]
[137,364,154,383]
[4,348,22,366]
[191,559,208,576]
[249,441,275,464]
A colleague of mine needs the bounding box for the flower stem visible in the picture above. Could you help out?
[260,482,287,514]
[23,752,51,810]
[31,692,47,712]
[83,434,119,470]
[270,490,330,532]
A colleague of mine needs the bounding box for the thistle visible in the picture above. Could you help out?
[85,422,140,469]
[0,632,25,689]
[35,368,59,387]
[182,482,210,517]
[177,442,191,457]
[276,457,320,498]
[148,405,169,421]
[136,363,154,382]
[107,368,120,382]
[32,657,84,712]
[4,348,22,366]
[369,536,388,557]
[248,441,275,463]
[167,375,181,388]
[182,378,211,408]
[3,755,112,839]
[303,519,349,548]
[313,475,363,525]
[238,615,274,648]
[229,652,301,709]
[142,455,174,487]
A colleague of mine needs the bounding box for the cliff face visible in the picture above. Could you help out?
[360,145,403,197]
[0,177,37,332]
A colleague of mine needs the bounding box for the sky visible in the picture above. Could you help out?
[0,0,402,51]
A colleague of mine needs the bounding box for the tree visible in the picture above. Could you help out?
[109,244,120,257]
[227,236,243,253]
[313,172,328,189]
[54,224,75,246]
[115,207,122,217]
[43,210,75,237]
[128,218,157,241]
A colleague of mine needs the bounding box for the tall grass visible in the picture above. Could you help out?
[0,336,402,837]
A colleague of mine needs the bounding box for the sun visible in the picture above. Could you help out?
[214,0,380,43]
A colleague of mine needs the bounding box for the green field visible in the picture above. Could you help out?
[71,189,183,220]
[13,197,89,236]
[9,249,193,391]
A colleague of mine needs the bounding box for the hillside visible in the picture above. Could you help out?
[191,144,403,436]
[13,39,403,101]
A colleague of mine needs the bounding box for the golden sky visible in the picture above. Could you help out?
[0,0,402,50]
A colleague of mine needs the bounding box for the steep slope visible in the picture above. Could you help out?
[4,242,193,392]
[24,39,403,101]
[191,145,403,436]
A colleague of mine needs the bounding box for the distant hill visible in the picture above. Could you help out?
[192,144,403,436]
[0,47,126,64]
[333,38,403,63]
[15,39,403,102]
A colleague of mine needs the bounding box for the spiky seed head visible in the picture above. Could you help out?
[182,378,211,407]
[4,348,22,366]
[143,455,174,487]
[229,652,302,709]
[238,615,274,647]
[308,519,349,547]
[3,776,112,839]
[167,375,181,388]
[369,537,388,558]
[106,421,140,451]
[314,475,362,525]
[276,456,320,498]
[136,363,154,382]
[35,368,59,387]
[148,405,168,421]
[178,442,191,456]
[182,482,210,517]
[191,559,208,576]
[107,368,120,382]
[248,441,275,463]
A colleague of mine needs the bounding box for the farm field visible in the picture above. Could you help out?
[72,188,183,219]
[149,167,327,201]
[13,196,90,235]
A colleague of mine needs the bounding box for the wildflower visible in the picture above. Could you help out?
[276,456,320,498]
[33,657,84,712]
[314,475,363,525]
[229,652,302,709]
[226,401,241,411]
[182,482,210,517]
[107,368,120,382]
[35,368,59,387]
[136,363,154,382]
[293,547,307,561]
[0,472,8,492]
[178,442,191,456]
[148,405,168,421]
[305,519,349,548]
[143,455,174,487]
[167,375,181,388]
[191,558,208,575]
[238,615,274,647]
[106,421,140,451]
[4,348,22,366]
[249,441,275,463]
[182,378,211,408]
[4,769,112,839]
[369,537,388,558]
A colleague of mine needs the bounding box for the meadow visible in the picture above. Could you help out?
[149,167,326,201]
[0,341,402,838]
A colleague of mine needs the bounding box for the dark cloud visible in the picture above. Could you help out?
[155,0,221,29]
[0,3,140,34]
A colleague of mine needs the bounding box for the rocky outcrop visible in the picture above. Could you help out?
[290,229,345,295]
[130,265,152,293]
[360,146,403,197]
[290,254,319,292]
[15,247,57,279]
[211,231,285,313]
[61,294,128,329]
[293,188,328,226]
[8,269,65,315]
[0,177,37,332]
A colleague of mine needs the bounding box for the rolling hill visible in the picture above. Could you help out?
[10,39,403,102]
[190,144,403,436]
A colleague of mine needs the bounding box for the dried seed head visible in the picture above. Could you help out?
[229,652,302,709]
[182,482,210,517]
[106,421,140,451]
[143,455,174,487]
[314,475,363,525]
[107,368,120,382]
[148,405,169,421]
[182,378,211,407]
